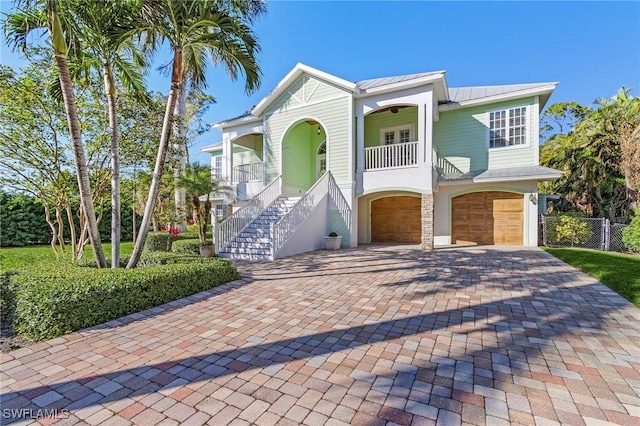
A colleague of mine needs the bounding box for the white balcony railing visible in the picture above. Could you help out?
[232,162,263,183]
[364,141,418,171]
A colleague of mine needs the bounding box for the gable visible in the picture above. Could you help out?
[266,74,350,115]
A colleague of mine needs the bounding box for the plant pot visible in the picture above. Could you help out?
[199,244,215,257]
[323,236,342,250]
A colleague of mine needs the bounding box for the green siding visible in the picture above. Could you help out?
[363,107,418,148]
[264,75,351,185]
[433,97,537,173]
[232,145,261,166]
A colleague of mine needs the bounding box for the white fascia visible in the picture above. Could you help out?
[439,83,558,112]
[252,63,358,117]
[356,72,448,102]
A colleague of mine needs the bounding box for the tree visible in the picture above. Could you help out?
[0,56,113,259]
[5,0,107,267]
[177,163,234,243]
[125,0,263,268]
[63,0,148,267]
[540,89,640,221]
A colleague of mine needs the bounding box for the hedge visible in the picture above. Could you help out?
[623,217,640,252]
[11,257,240,340]
[144,231,200,252]
[172,239,202,255]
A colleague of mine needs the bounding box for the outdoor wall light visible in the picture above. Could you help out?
[317,125,321,135]
[529,193,538,205]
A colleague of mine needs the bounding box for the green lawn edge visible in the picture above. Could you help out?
[543,247,640,307]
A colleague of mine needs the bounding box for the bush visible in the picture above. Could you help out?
[546,213,593,246]
[172,239,202,255]
[143,231,200,252]
[0,271,17,331]
[11,257,240,340]
[623,217,640,252]
[0,192,50,247]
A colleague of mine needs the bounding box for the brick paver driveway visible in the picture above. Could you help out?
[2,246,640,425]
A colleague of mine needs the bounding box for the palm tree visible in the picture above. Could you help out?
[126,0,262,268]
[4,0,107,267]
[177,163,234,244]
[171,0,266,230]
[65,0,148,268]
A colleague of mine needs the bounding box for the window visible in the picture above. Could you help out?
[380,125,414,145]
[215,204,226,221]
[212,155,222,179]
[488,107,528,149]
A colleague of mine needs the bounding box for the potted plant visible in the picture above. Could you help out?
[324,231,342,250]
[177,163,234,257]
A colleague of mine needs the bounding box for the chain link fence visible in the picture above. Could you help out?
[541,215,630,252]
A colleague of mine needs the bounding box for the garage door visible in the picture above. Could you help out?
[371,196,421,243]
[451,192,523,245]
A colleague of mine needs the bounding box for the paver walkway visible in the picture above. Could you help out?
[1,246,639,425]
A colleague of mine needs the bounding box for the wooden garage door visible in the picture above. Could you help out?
[451,192,523,245]
[371,196,421,243]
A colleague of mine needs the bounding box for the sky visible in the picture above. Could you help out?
[1,1,639,165]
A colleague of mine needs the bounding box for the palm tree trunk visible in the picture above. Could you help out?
[104,62,121,268]
[48,4,106,267]
[174,81,188,231]
[53,53,107,267]
[127,49,183,268]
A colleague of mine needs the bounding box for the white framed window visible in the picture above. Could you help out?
[487,106,528,149]
[212,155,222,179]
[379,124,415,145]
[215,204,226,221]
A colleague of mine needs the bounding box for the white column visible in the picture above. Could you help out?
[355,104,365,194]
[417,102,426,168]
[222,134,233,183]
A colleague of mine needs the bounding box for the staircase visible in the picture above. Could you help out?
[217,197,300,260]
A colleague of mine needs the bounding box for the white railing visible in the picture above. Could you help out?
[232,162,263,183]
[271,171,351,258]
[215,175,281,253]
[364,141,418,170]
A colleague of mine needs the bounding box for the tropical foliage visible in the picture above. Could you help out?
[2,0,265,269]
[540,89,640,221]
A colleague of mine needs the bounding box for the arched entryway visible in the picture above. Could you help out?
[281,119,327,195]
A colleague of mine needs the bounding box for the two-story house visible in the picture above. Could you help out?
[203,63,561,260]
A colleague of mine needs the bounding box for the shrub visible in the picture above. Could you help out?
[623,217,640,252]
[11,257,240,340]
[0,271,17,331]
[172,239,202,255]
[144,231,200,252]
[546,213,593,246]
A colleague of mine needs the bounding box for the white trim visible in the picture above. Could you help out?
[534,95,540,165]
[356,72,449,102]
[213,115,261,129]
[485,105,530,151]
[438,173,562,186]
[439,84,558,112]
[253,63,357,117]
[379,124,415,146]
[202,143,223,153]
[267,94,350,115]
[279,116,331,187]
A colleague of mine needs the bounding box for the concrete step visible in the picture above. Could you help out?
[217,252,271,261]
[221,247,270,255]
[227,241,272,249]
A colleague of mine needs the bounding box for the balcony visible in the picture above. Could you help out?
[232,162,264,200]
[232,162,263,183]
[364,141,418,171]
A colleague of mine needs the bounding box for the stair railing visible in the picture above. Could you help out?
[215,175,282,253]
[271,171,351,259]
[327,173,352,236]
[271,172,329,258]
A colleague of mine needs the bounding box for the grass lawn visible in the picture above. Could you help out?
[1,242,134,270]
[544,248,640,306]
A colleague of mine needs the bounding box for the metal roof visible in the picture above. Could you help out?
[448,83,556,103]
[439,166,563,183]
[356,71,445,90]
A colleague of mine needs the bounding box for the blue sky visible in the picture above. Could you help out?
[2,1,639,165]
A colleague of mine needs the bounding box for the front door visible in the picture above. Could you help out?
[317,141,326,179]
